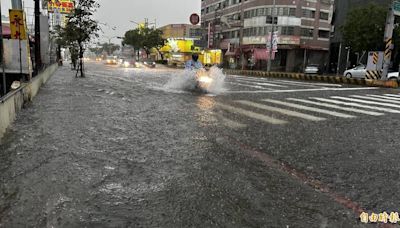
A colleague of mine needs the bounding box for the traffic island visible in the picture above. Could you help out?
[223,69,399,89]
[0,64,58,141]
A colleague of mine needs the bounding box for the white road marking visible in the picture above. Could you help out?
[311,98,400,114]
[275,80,342,87]
[287,98,384,116]
[228,82,273,90]
[217,103,287,125]
[234,79,287,88]
[226,87,379,94]
[216,114,247,129]
[331,96,400,109]
[230,75,342,87]
[367,94,400,101]
[350,95,400,104]
[262,99,355,118]
[384,94,400,98]
[236,100,325,121]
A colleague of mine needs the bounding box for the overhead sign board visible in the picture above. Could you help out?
[48,0,74,14]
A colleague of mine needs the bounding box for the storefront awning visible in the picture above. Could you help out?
[253,48,276,60]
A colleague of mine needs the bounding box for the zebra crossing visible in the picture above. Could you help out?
[216,93,400,127]
[227,75,344,92]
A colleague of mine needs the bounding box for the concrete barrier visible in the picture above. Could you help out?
[0,64,58,141]
[223,69,399,88]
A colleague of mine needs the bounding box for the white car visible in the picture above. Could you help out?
[387,72,399,80]
[343,65,366,78]
[344,65,398,80]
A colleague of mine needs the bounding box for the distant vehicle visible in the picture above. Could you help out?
[142,59,156,68]
[343,65,366,78]
[304,64,322,75]
[105,56,118,65]
[95,57,102,61]
[120,58,137,68]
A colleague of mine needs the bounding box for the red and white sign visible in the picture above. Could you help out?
[190,13,200,25]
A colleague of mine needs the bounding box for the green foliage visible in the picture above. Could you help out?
[123,27,165,57]
[55,0,99,77]
[342,4,387,52]
[89,42,120,55]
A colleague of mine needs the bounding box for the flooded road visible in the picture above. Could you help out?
[1,62,399,227]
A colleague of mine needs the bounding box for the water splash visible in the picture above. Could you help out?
[164,66,226,95]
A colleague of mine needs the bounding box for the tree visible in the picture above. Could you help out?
[88,43,120,56]
[341,4,387,53]
[57,0,99,77]
[122,27,164,60]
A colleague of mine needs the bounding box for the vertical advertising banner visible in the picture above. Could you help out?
[9,9,27,40]
[208,23,214,49]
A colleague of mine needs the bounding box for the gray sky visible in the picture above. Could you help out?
[95,0,200,43]
[2,0,201,44]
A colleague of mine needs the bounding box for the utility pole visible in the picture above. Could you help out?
[345,46,351,70]
[0,1,7,96]
[239,0,244,70]
[303,42,307,71]
[382,2,395,80]
[34,0,42,73]
[336,42,342,76]
[267,0,276,72]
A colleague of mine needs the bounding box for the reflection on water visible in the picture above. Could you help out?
[196,96,217,126]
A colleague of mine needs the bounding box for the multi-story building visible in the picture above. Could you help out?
[159,24,202,39]
[330,0,391,74]
[201,0,334,71]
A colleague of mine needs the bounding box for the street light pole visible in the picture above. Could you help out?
[267,0,276,72]
[0,1,7,96]
[34,0,42,73]
[345,46,350,70]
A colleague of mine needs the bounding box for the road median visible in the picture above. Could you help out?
[224,69,399,88]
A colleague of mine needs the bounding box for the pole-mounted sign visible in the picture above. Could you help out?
[190,13,200,25]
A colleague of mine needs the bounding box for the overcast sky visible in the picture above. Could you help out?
[2,0,201,44]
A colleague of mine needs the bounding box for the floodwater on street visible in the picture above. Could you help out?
[1,62,400,227]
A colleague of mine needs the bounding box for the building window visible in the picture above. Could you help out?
[318,30,330,38]
[266,16,278,24]
[301,28,314,37]
[289,8,296,16]
[281,26,295,35]
[302,9,315,18]
[320,12,329,20]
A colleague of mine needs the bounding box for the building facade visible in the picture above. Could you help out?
[201,0,334,71]
[158,24,202,39]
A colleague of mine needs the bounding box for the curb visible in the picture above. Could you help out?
[223,69,399,88]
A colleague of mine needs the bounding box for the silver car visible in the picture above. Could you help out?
[304,64,321,75]
[343,65,366,78]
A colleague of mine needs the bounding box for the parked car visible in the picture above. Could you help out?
[304,64,322,75]
[387,71,399,80]
[343,65,366,78]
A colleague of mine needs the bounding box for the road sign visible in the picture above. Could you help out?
[394,1,400,16]
[9,9,27,40]
[48,0,74,14]
[190,13,200,25]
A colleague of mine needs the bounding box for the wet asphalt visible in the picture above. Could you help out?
[1,62,400,228]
